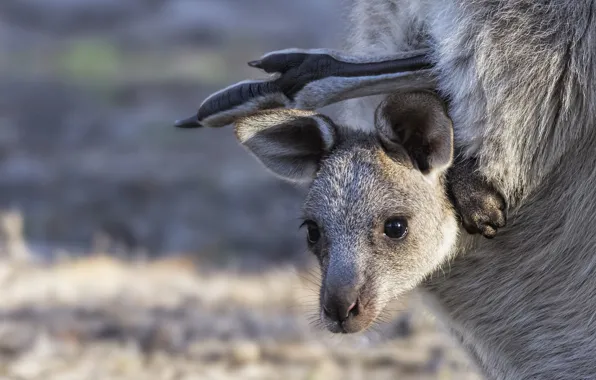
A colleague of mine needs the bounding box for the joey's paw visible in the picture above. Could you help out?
[457,188,507,239]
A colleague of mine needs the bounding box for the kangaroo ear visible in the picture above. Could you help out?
[375,91,453,179]
[235,109,337,182]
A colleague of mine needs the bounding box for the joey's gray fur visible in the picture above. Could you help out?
[338,1,596,379]
[234,90,461,335]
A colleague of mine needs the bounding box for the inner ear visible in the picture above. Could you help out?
[392,113,435,173]
[375,91,453,176]
[235,109,337,182]
[260,117,327,155]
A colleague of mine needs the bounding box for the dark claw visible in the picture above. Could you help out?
[174,115,202,129]
[493,209,507,228]
[247,60,262,68]
[481,226,497,239]
[251,53,307,74]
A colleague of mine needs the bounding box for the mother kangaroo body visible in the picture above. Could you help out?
[341,1,596,379]
[176,1,596,378]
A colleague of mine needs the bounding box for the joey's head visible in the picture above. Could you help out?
[234,91,458,334]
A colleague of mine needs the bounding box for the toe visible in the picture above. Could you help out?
[490,210,507,228]
[481,225,497,239]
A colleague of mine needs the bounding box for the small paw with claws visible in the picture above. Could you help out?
[448,160,507,239]
[456,187,506,238]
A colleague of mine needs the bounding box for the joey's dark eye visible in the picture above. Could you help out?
[384,218,408,239]
[301,220,321,244]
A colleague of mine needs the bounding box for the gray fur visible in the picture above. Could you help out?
[234,91,461,335]
[339,0,596,379]
[257,47,430,65]
[293,68,435,110]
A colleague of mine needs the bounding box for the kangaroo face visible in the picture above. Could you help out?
[303,132,457,333]
[235,91,458,333]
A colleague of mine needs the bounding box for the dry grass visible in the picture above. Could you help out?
[0,253,481,380]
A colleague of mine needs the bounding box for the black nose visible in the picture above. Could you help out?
[322,287,360,323]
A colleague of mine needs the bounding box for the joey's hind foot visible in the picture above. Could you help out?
[448,158,507,239]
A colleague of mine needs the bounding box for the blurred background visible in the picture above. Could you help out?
[0,1,479,379]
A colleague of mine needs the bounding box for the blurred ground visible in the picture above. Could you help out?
[0,252,480,380]
[0,1,481,379]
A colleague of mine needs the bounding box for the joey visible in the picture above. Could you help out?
[235,91,460,333]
